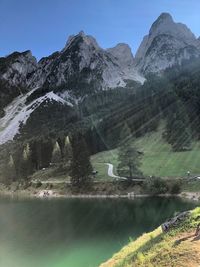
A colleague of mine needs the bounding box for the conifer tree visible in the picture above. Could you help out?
[70,133,93,188]
[52,141,61,163]
[64,136,72,163]
[117,140,141,179]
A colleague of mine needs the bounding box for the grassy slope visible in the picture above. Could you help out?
[91,149,118,181]
[29,125,200,190]
[91,126,200,179]
[100,207,200,267]
[29,165,71,183]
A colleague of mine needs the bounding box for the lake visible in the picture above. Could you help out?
[0,196,198,267]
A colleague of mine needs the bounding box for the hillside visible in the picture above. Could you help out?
[100,207,200,267]
[91,125,200,179]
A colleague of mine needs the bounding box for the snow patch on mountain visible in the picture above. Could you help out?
[0,90,71,144]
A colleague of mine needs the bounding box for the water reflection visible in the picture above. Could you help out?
[0,196,198,267]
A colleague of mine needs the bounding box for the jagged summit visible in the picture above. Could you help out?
[152,12,173,26]
[107,43,134,65]
[135,12,200,74]
[1,13,199,92]
[149,12,196,42]
[0,50,37,87]
[5,50,33,59]
[156,12,172,20]
[0,13,200,144]
[107,43,134,59]
[107,43,133,54]
[29,31,144,90]
[64,31,101,52]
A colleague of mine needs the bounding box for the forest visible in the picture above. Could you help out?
[0,58,200,185]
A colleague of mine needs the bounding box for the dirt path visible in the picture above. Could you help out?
[105,163,127,180]
[169,231,200,267]
[105,163,144,182]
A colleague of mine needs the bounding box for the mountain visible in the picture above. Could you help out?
[0,50,37,88]
[0,51,37,116]
[135,13,200,74]
[28,31,144,98]
[107,43,142,83]
[0,13,200,146]
[0,32,144,144]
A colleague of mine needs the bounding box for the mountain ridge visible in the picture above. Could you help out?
[0,12,200,145]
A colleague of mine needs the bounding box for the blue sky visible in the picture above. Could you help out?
[0,0,200,60]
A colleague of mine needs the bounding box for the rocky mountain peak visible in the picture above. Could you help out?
[158,12,172,20]
[151,12,173,27]
[64,31,100,52]
[149,12,196,43]
[0,50,37,87]
[135,13,200,74]
[0,50,38,116]
[107,43,134,66]
[29,31,144,91]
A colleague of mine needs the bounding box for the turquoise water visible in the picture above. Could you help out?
[0,196,198,267]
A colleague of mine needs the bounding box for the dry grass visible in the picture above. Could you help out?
[99,207,200,267]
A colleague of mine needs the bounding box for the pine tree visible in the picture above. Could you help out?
[64,136,72,163]
[117,140,141,179]
[23,143,30,161]
[52,141,61,163]
[70,133,93,188]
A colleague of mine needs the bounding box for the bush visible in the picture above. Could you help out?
[35,181,42,188]
[169,180,182,194]
[144,177,169,195]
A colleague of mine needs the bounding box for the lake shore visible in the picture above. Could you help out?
[0,184,199,201]
[179,191,200,201]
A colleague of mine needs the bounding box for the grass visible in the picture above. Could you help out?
[182,180,200,193]
[135,130,200,178]
[29,124,200,187]
[30,164,71,182]
[91,149,118,181]
[100,207,200,267]
[91,125,200,179]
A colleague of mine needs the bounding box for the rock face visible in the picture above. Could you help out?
[0,13,200,144]
[135,13,200,74]
[107,43,143,83]
[0,50,37,88]
[0,32,144,144]
[0,51,37,112]
[28,31,144,97]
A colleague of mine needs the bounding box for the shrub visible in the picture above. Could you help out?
[144,177,169,195]
[169,180,182,194]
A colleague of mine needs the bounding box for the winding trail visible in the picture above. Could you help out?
[105,163,145,182]
[105,163,127,180]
